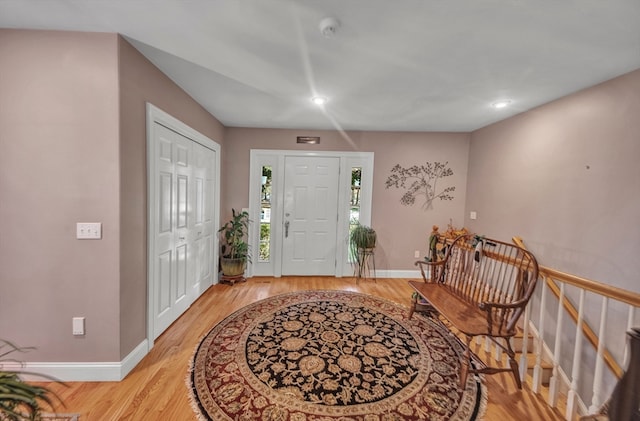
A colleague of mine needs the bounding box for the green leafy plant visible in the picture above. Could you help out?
[218,209,251,261]
[0,340,63,421]
[349,224,376,279]
[349,223,376,254]
[218,209,251,277]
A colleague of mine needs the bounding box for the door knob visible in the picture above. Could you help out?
[284,221,290,238]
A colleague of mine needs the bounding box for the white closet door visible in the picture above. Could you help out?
[152,124,191,337]
[148,104,220,344]
[189,142,215,300]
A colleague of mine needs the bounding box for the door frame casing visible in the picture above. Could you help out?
[248,149,374,278]
[146,103,221,349]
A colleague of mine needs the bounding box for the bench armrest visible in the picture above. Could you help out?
[414,260,446,283]
[479,299,530,335]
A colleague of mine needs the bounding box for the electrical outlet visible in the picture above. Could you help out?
[414,250,420,258]
[72,317,85,336]
[470,211,477,220]
[77,222,102,239]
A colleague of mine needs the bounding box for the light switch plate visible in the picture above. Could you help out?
[72,317,85,336]
[77,222,102,239]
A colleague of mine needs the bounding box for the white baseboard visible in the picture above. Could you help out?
[11,274,422,382]
[374,269,421,278]
[8,339,149,382]
[120,340,150,379]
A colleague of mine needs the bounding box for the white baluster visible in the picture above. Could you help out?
[520,301,532,382]
[589,297,609,413]
[473,336,483,358]
[494,338,504,363]
[623,306,635,368]
[474,335,482,350]
[566,289,586,421]
[548,281,565,408]
[532,279,547,393]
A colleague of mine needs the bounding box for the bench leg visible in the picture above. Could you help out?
[506,339,523,389]
[459,334,472,389]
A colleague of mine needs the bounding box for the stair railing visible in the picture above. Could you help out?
[514,237,640,420]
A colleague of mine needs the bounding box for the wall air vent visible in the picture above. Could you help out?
[297,136,320,144]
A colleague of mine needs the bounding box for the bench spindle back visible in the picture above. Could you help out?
[436,234,538,335]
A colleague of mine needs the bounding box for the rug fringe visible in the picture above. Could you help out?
[185,335,210,421]
[476,373,488,421]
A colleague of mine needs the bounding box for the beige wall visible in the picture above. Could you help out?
[0,29,224,363]
[466,68,640,398]
[467,69,640,293]
[117,36,225,358]
[223,128,470,270]
[0,29,121,361]
[2,26,636,370]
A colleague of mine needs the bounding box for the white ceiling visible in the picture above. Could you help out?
[1,0,639,132]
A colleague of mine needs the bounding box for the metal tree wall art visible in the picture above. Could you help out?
[385,161,455,210]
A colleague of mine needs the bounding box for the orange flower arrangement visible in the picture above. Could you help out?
[442,219,469,239]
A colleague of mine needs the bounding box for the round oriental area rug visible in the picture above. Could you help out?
[189,290,486,420]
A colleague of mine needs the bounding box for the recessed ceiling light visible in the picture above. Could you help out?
[491,99,512,109]
[311,96,328,106]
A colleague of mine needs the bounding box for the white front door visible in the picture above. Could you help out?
[281,156,340,275]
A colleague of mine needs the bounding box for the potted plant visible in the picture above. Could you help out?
[218,209,250,277]
[349,223,376,253]
[349,223,376,280]
[0,340,63,420]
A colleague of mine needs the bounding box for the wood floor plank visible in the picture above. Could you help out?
[40,277,566,420]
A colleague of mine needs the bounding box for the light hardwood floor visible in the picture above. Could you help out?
[42,277,566,420]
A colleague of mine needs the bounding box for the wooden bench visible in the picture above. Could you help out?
[408,234,539,389]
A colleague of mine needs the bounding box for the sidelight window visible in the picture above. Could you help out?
[349,167,362,262]
[259,166,272,262]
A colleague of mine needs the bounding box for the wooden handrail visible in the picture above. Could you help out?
[512,237,640,379]
[513,237,640,307]
[537,266,640,307]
